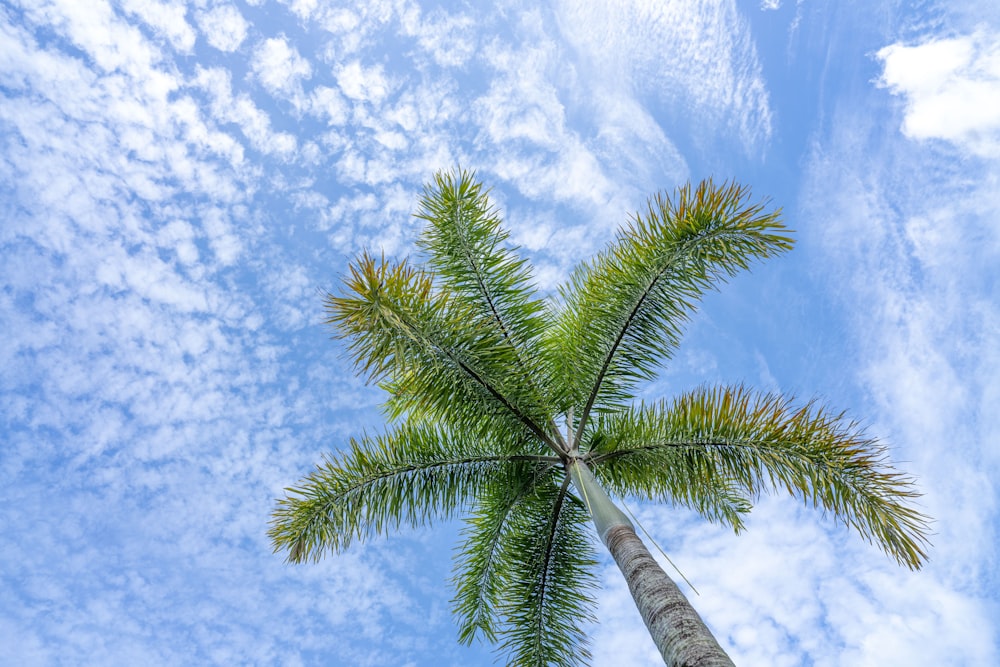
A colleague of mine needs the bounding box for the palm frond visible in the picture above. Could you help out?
[451,464,554,645]
[268,420,556,563]
[414,168,560,446]
[587,416,753,531]
[588,386,931,569]
[498,475,599,667]
[546,180,791,441]
[415,168,550,362]
[326,251,558,452]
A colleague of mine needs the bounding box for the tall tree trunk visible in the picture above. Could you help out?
[569,461,734,667]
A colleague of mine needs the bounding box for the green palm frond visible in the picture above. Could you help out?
[415,168,549,360]
[452,471,599,665]
[326,252,558,452]
[588,414,753,531]
[413,168,560,446]
[498,475,599,667]
[587,386,931,569]
[269,420,555,563]
[452,464,554,645]
[546,180,791,441]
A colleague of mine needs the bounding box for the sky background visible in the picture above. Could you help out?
[2,0,999,665]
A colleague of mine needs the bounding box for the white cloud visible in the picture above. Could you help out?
[193,66,298,158]
[878,30,1000,157]
[794,59,1000,662]
[199,205,244,266]
[336,60,390,103]
[21,0,167,80]
[308,85,349,125]
[251,36,313,106]
[120,0,196,52]
[196,3,249,52]
[282,0,320,21]
[476,49,564,150]
[474,29,629,224]
[398,5,477,68]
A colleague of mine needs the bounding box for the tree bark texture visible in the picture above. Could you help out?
[603,523,735,667]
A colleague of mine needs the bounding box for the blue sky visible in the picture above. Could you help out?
[2,0,998,664]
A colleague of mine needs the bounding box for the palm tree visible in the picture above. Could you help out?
[269,170,929,666]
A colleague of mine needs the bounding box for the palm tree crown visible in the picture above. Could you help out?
[269,170,929,666]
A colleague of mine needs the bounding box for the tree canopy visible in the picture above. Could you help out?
[270,170,929,666]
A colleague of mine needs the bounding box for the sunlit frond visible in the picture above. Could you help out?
[415,168,550,361]
[546,180,791,440]
[587,386,931,569]
[325,252,558,452]
[268,420,554,563]
[587,415,753,531]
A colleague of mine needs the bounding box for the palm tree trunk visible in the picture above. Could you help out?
[568,461,734,667]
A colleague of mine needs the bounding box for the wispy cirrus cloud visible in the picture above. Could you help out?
[555,0,773,156]
[788,16,1000,666]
